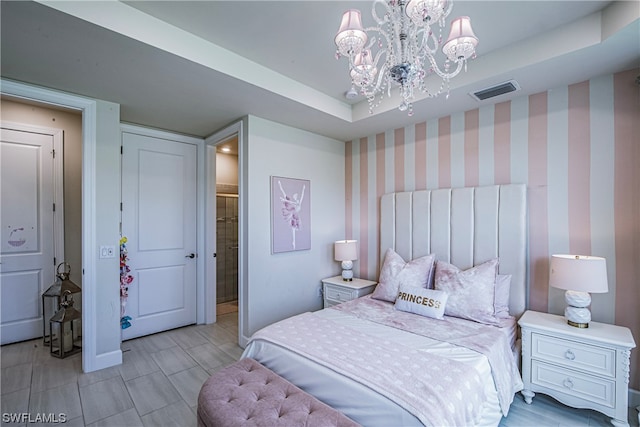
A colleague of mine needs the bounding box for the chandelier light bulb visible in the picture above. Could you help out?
[334,0,478,115]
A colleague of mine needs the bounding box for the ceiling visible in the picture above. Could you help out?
[1,1,638,142]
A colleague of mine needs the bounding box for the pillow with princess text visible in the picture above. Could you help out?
[394,285,448,319]
[371,249,435,303]
[434,258,500,325]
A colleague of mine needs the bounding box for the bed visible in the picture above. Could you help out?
[242,184,527,426]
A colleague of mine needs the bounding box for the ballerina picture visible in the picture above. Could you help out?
[271,176,311,253]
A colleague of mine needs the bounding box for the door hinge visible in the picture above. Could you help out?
[53,203,56,212]
[120,202,123,211]
[52,149,56,159]
[121,146,123,155]
[53,257,56,266]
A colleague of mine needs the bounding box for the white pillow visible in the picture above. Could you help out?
[395,285,448,319]
[434,258,500,325]
[495,274,512,318]
[371,248,436,303]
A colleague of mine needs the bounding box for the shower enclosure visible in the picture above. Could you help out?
[216,194,238,304]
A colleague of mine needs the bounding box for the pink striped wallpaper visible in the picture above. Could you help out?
[344,68,639,389]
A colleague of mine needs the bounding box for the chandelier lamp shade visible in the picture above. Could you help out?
[549,254,609,328]
[334,0,478,115]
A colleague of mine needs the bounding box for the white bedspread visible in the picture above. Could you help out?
[332,296,523,415]
[243,298,522,427]
[250,312,486,427]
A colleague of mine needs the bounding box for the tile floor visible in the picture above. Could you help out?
[1,312,240,427]
[2,310,638,426]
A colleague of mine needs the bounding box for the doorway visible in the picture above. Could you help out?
[214,137,239,318]
[0,97,82,345]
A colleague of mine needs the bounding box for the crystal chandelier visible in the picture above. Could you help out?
[334,0,478,116]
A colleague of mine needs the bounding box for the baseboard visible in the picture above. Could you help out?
[85,349,122,373]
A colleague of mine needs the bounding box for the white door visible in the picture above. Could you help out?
[121,132,197,340]
[0,126,56,344]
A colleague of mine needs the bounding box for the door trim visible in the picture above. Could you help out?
[0,78,104,372]
[119,123,205,327]
[1,121,65,271]
[205,120,246,346]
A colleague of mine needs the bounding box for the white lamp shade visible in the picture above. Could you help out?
[334,240,358,261]
[442,16,478,61]
[549,254,608,293]
[335,10,367,56]
[350,49,377,85]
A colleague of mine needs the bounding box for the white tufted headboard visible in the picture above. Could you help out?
[380,184,527,318]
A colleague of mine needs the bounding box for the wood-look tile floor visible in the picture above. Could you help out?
[1,313,240,427]
[2,311,638,426]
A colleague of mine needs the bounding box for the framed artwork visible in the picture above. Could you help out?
[271,176,310,253]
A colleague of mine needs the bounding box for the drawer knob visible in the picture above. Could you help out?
[564,349,575,360]
[563,378,574,389]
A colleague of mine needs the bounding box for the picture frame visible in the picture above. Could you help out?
[271,176,310,253]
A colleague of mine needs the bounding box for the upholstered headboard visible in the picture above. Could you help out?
[380,184,527,318]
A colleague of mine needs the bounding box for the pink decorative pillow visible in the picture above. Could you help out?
[371,249,435,302]
[434,258,500,325]
[495,274,512,318]
[394,285,448,319]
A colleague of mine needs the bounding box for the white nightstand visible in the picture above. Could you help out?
[518,310,636,427]
[321,276,377,308]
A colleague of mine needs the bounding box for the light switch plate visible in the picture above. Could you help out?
[99,245,116,259]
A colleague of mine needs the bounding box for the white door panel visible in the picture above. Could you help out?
[121,132,197,340]
[1,127,55,344]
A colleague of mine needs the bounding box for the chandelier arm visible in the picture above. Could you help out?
[373,62,390,93]
[421,28,440,55]
[426,55,464,80]
[371,0,392,25]
[442,1,454,23]
[363,26,393,48]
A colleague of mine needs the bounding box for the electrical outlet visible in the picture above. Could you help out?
[317,286,323,298]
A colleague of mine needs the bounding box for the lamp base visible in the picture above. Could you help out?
[341,260,353,281]
[567,320,589,328]
[564,291,592,328]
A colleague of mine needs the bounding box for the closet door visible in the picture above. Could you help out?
[121,131,197,340]
[0,126,56,344]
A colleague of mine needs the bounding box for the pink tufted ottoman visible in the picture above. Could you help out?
[197,358,360,427]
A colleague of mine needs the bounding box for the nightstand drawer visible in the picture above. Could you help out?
[531,360,615,408]
[325,286,354,302]
[532,333,615,377]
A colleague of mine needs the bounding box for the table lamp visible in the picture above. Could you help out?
[334,240,358,281]
[549,254,608,328]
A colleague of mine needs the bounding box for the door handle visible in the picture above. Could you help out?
[185,253,196,259]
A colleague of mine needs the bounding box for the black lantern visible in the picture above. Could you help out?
[49,290,82,358]
[42,262,81,345]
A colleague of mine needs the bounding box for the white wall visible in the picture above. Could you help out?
[216,152,238,186]
[241,115,345,343]
[93,100,122,359]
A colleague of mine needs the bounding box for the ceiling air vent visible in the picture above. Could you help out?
[470,80,520,101]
